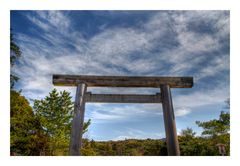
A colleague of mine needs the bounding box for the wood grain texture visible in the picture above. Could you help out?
[85,92,162,103]
[53,74,193,88]
[160,85,180,156]
[69,83,87,156]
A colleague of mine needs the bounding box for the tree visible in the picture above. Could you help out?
[33,89,91,155]
[196,107,230,155]
[10,30,22,89]
[180,127,196,139]
[83,118,91,135]
[10,90,47,155]
[196,111,230,138]
[81,139,97,156]
[196,99,230,138]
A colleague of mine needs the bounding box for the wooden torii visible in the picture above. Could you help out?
[53,75,193,156]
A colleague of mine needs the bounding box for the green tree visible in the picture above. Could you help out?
[83,118,91,135]
[196,108,230,155]
[10,90,47,155]
[196,111,230,138]
[33,89,91,155]
[81,139,96,156]
[10,31,22,89]
[180,127,196,139]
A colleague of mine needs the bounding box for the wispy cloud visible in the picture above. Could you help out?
[27,11,71,32]
[87,103,162,122]
[173,83,229,109]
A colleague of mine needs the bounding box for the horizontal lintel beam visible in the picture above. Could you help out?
[53,75,193,88]
[85,92,162,103]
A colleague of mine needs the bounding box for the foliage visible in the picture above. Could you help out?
[10,90,47,155]
[86,139,167,156]
[33,89,73,155]
[180,127,196,139]
[10,31,22,89]
[195,110,230,155]
[196,111,230,138]
[81,139,97,156]
[33,89,91,155]
[180,133,230,156]
[83,119,91,135]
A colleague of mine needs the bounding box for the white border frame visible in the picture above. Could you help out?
[1,0,239,165]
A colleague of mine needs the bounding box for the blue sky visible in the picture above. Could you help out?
[11,10,230,141]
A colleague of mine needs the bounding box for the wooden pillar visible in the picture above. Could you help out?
[69,83,87,156]
[160,84,180,156]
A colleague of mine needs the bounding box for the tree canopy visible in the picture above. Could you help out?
[33,89,91,155]
[10,90,46,155]
[11,88,91,155]
[196,111,230,138]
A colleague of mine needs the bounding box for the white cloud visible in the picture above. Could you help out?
[175,107,192,117]
[87,27,154,71]
[196,54,230,81]
[173,83,229,109]
[177,32,219,53]
[19,10,229,78]
[90,111,123,121]
[87,103,162,122]
[29,11,71,32]
[26,14,50,31]
[153,11,229,80]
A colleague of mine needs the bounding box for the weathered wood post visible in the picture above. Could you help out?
[69,83,87,156]
[160,84,180,156]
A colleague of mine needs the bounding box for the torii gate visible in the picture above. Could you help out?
[52,75,193,156]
